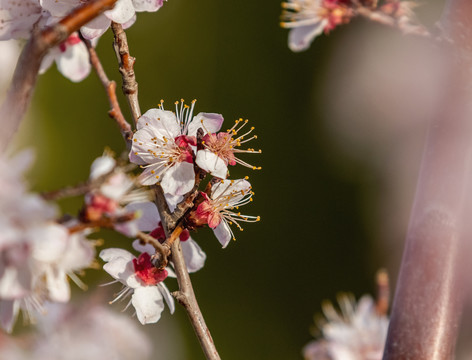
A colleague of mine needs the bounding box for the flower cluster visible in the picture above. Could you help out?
[0,0,167,81]
[280,0,420,52]
[303,294,389,360]
[0,152,95,332]
[129,99,261,247]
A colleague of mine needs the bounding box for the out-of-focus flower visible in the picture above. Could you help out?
[39,32,93,83]
[0,226,95,333]
[40,0,165,39]
[34,303,153,359]
[0,152,95,332]
[129,100,223,195]
[189,178,259,248]
[195,118,261,179]
[0,0,45,41]
[84,153,149,237]
[281,0,355,52]
[127,200,206,273]
[303,294,389,360]
[100,248,175,324]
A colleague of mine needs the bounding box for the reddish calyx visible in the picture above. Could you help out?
[59,33,81,53]
[174,135,197,163]
[133,252,168,285]
[150,221,190,242]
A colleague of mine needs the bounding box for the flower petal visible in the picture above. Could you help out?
[132,0,163,12]
[80,15,111,39]
[181,238,206,273]
[132,239,155,255]
[126,202,160,232]
[288,21,326,52]
[55,40,91,82]
[105,0,135,23]
[157,282,174,314]
[0,300,18,333]
[160,162,195,196]
[45,267,70,303]
[132,286,164,324]
[0,0,43,40]
[40,0,75,17]
[195,149,228,179]
[136,108,180,136]
[211,178,251,202]
[213,221,232,248]
[187,112,224,137]
[89,155,116,180]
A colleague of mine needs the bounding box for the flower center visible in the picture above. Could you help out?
[85,194,118,221]
[133,252,168,285]
[202,118,261,170]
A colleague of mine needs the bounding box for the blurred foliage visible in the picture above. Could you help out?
[10,0,445,359]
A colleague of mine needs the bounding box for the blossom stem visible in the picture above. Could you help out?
[170,240,221,360]
[155,191,221,359]
[82,36,133,148]
[111,22,141,126]
[383,1,472,358]
[136,231,169,268]
[0,0,118,153]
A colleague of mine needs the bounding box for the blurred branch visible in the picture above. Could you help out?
[383,0,472,358]
[82,37,133,148]
[41,181,91,201]
[0,0,118,153]
[111,22,141,125]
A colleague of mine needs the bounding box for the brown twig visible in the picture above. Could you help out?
[82,37,133,148]
[0,0,118,153]
[68,212,135,233]
[41,181,92,201]
[110,24,220,359]
[136,231,170,268]
[111,22,141,125]
[171,240,221,360]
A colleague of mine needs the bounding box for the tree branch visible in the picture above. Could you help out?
[171,240,221,360]
[110,24,221,359]
[111,22,141,125]
[383,0,472,358]
[82,37,133,148]
[0,0,118,153]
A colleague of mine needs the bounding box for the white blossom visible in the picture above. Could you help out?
[129,100,223,195]
[192,178,259,248]
[303,295,389,360]
[100,248,174,324]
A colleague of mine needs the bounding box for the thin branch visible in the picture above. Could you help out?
[0,0,118,153]
[111,22,141,125]
[171,240,221,360]
[41,181,92,201]
[82,37,133,148]
[110,24,220,359]
[69,212,135,233]
[136,231,170,268]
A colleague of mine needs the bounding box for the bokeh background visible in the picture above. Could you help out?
[7,0,447,359]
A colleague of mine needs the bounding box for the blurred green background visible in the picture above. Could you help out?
[12,0,445,359]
